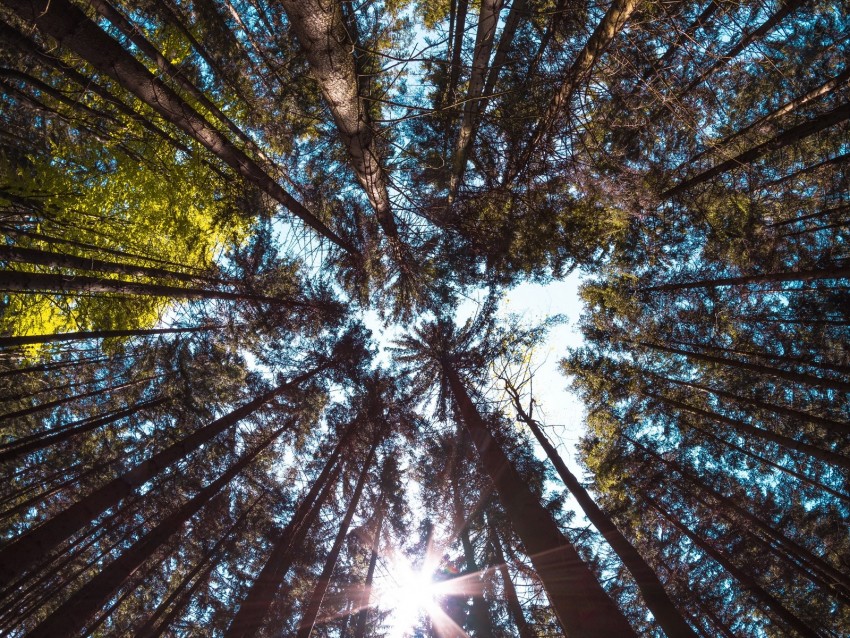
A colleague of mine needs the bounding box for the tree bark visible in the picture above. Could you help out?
[443,360,636,637]
[507,384,699,638]
[0,325,217,349]
[1,0,354,253]
[0,367,322,585]
[296,444,378,638]
[24,423,289,638]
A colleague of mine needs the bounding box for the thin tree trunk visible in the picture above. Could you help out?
[296,445,378,638]
[645,390,850,471]
[449,0,503,198]
[0,325,217,349]
[0,396,169,464]
[505,383,700,638]
[0,270,309,306]
[640,265,850,292]
[643,494,818,638]
[0,375,156,424]
[1,0,353,253]
[489,524,534,638]
[442,360,636,637]
[506,0,640,183]
[225,422,358,638]
[24,423,289,638]
[638,341,850,393]
[0,244,219,284]
[0,367,323,585]
[353,487,386,638]
[663,100,850,198]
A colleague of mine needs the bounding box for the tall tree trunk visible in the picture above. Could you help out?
[488,523,534,638]
[640,265,850,292]
[0,375,156,424]
[225,422,359,638]
[0,325,217,349]
[663,99,850,198]
[296,444,378,638]
[506,0,640,183]
[644,390,850,471]
[505,383,699,638]
[353,486,386,638]
[449,0,503,199]
[638,341,850,393]
[642,494,818,638]
[0,396,169,464]
[442,360,636,637]
[0,270,308,306]
[279,0,406,265]
[0,367,323,584]
[1,0,354,253]
[24,423,290,638]
[0,244,220,284]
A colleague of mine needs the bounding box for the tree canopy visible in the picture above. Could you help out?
[0,0,848,636]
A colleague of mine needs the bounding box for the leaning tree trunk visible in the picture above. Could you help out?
[24,423,290,638]
[1,0,354,253]
[640,265,850,292]
[0,367,324,585]
[295,445,378,638]
[643,494,818,638]
[352,484,386,638]
[0,324,217,349]
[225,421,359,638]
[489,523,535,638]
[507,385,700,638]
[442,360,636,637]
[279,0,406,265]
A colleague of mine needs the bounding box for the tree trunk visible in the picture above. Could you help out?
[24,423,289,638]
[353,488,386,638]
[663,99,850,198]
[1,0,354,253]
[507,385,699,638]
[640,265,850,292]
[645,390,850,471]
[0,396,169,464]
[0,367,322,585]
[0,244,219,284]
[442,360,636,637]
[0,270,308,306]
[296,444,378,638]
[506,0,640,183]
[489,524,534,638]
[638,341,850,394]
[449,0,503,198]
[279,0,404,262]
[0,325,217,349]
[225,422,359,638]
[643,494,818,638]
[0,375,156,424]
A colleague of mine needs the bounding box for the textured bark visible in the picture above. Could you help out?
[1,0,353,252]
[508,386,699,638]
[443,361,636,637]
[296,445,377,638]
[25,424,289,638]
[279,0,402,255]
[0,368,321,584]
[449,0,503,198]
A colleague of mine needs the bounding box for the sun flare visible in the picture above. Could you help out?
[373,556,440,637]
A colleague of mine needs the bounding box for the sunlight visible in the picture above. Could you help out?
[374,555,440,637]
